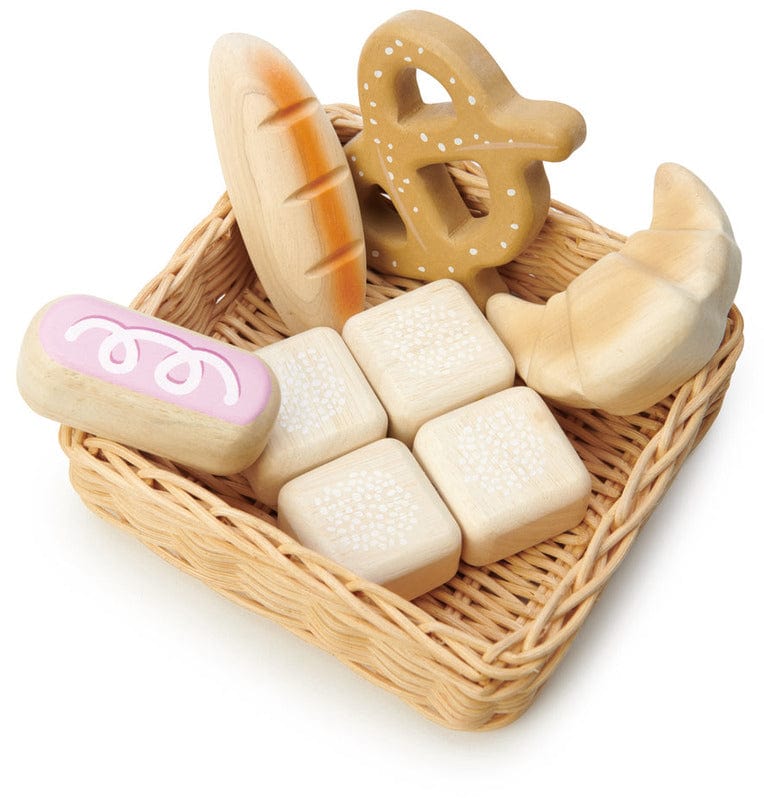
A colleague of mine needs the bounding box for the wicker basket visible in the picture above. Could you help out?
[59,105,744,730]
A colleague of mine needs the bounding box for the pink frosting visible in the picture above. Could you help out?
[39,295,272,426]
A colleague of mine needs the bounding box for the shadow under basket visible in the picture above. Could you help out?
[59,106,744,731]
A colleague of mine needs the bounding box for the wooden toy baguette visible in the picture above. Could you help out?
[17,295,280,474]
[209,33,367,334]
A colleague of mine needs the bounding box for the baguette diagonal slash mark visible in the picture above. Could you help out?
[64,316,241,406]
[257,95,321,129]
[304,239,367,279]
[284,164,351,204]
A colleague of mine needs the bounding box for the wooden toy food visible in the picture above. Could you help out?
[244,327,388,507]
[342,279,515,446]
[24,14,746,732]
[486,163,742,415]
[278,438,461,600]
[209,33,367,334]
[17,295,280,475]
[413,387,591,566]
[344,10,586,309]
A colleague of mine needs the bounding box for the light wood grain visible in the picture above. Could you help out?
[244,327,387,507]
[413,387,591,566]
[278,438,461,600]
[342,279,515,446]
[344,9,585,309]
[209,33,366,333]
[17,296,280,475]
[486,163,742,415]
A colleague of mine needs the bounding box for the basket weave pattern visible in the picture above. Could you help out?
[59,106,744,730]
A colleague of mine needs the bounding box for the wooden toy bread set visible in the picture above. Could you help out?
[17,10,743,730]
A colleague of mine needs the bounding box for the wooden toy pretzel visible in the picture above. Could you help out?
[344,11,586,308]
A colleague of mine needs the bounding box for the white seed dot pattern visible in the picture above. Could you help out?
[312,469,418,555]
[456,406,547,496]
[274,348,348,435]
[380,305,484,378]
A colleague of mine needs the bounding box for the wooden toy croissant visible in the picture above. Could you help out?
[486,163,741,415]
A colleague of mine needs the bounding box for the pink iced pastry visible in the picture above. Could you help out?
[18,295,281,474]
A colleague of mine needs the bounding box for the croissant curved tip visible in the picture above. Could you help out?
[652,162,735,238]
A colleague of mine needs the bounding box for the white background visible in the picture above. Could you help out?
[2,1,761,797]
